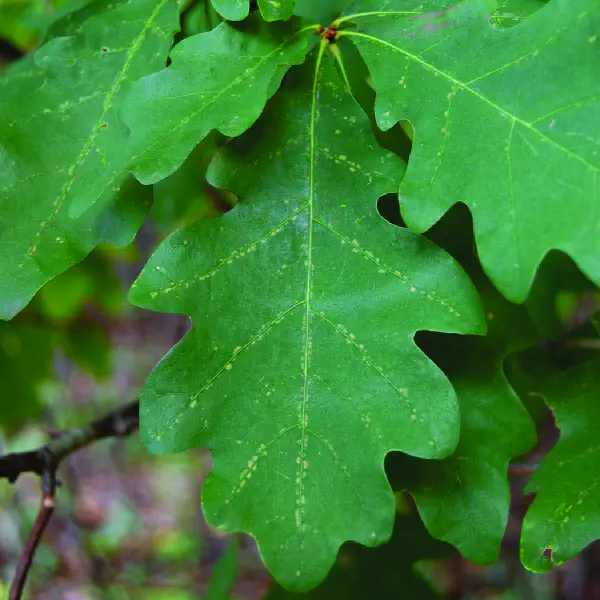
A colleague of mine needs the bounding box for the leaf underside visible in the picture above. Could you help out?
[130,50,484,590]
[346,0,600,301]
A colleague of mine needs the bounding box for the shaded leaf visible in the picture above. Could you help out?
[0,0,180,319]
[130,51,483,590]
[151,137,234,238]
[183,1,222,36]
[525,252,600,340]
[210,0,250,21]
[406,334,536,564]
[123,15,312,186]
[293,0,352,25]
[342,0,600,301]
[0,322,54,427]
[205,537,240,600]
[521,356,600,571]
[62,326,111,379]
[387,206,537,564]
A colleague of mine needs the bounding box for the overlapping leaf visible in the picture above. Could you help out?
[407,335,536,564]
[342,0,600,301]
[388,209,537,563]
[293,0,352,25]
[151,138,234,238]
[122,16,312,186]
[211,0,295,22]
[0,0,180,320]
[491,0,547,28]
[129,50,484,590]
[521,356,600,571]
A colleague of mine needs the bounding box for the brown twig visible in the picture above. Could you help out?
[1,400,140,599]
[0,401,139,484]
[508,463,538,477]
[9,458,57,600]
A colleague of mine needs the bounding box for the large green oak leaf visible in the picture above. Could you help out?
[122,16,312,186]
[341,0,600,302]
[0,0,180,320]
[130,49,484,590]
[521,356,600,571]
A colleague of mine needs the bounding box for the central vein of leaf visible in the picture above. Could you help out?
[298,41,327,540]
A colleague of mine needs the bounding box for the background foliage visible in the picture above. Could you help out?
[1,0,600,598]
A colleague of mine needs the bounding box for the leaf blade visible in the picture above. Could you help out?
[130,52,484,590]
[344,0,600,301]
[521,356,600,571]
[122,17,313,186]
[0,0,180,319]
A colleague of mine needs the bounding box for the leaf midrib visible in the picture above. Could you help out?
[296,39,327,552]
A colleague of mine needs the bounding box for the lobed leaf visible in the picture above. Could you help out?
[342,0,600,301]
[122,15,312,186]
[130,50,484,590]
[210,0,250,21]
[521,356,600,571]
[0,0,180,319]
[407,335,536,564]
[389,209,537,564]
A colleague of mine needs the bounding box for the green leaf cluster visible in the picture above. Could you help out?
[1,0,600,594]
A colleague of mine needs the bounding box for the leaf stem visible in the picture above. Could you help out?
[297,24,324,36]
[332,11,423,28]
[328,43,352,93]
[297,37,328,548]
[9,463,56,600]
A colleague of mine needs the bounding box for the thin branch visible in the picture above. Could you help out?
[9,457,57,600]
[1,400,139,600]
[0,400,139,484]
[508,463,538,477]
